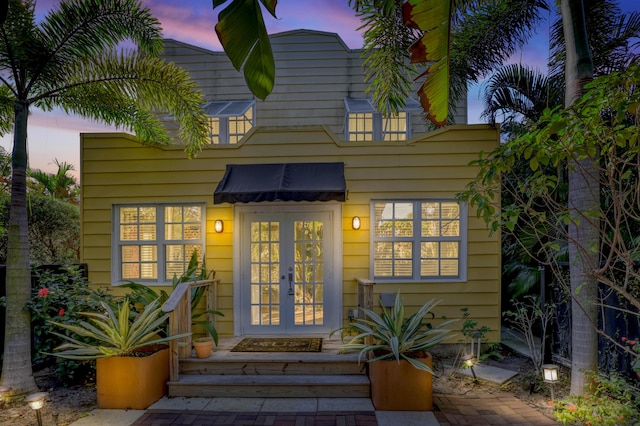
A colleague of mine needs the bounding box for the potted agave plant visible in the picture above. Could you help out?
[47,297,190,409]
[338,292,456,411]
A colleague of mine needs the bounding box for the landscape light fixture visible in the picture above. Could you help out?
[352,216,361,230]
[542,364,559,401]
[0,386,10,407]
[25,391,47,426]
[214,219,224,233]
[462,354,477,380]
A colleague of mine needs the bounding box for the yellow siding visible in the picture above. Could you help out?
[81,124,500,341]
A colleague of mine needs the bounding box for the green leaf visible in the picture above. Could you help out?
[402,0,451,126]
[214,0,277,100]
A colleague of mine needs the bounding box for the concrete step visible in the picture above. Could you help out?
[168,374,371,398]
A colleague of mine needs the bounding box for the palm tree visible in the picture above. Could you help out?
[29,160,79,204]
[0,0,208,397]
[482,0,639,134]
[481,64,564,139]
[561,0,597,396]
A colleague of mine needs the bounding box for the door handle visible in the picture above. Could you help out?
[288,271,294,295]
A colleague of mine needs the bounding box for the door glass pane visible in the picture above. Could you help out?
[293,220,324,325]
[250,221,280,325]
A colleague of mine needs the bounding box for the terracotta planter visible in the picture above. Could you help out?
[369,352,433,411]
[193,338,214,359]
[96,346,169,409]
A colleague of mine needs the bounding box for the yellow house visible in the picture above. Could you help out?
[79,30,501,342]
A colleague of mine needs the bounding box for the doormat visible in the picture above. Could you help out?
[230,337,322,352]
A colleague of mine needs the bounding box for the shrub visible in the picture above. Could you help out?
[553,371,639,425]
[27,265,115,385]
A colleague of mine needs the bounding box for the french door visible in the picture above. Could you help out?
[237,207,339,335]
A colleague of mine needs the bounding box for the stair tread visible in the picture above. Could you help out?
[171,374,370,386]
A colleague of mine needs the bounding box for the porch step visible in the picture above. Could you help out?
[168,374,371,398]
[167,337,371,398]
[179,358,366,376]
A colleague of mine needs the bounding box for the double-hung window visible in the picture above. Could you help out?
[114,204,205,285]
[371,200,467,281]
[344,98,421,142]
[204,100,255,144]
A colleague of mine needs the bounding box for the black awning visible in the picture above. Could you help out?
[214,163,347,204]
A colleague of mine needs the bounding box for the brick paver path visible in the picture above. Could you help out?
[131,396,558,425]
[434,395,558,425]
[132,410,378,426]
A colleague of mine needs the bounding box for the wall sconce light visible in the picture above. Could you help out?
[542,364,559,400]
[25,392,47,426]
[214,220,224,233]
[352,216,361,230]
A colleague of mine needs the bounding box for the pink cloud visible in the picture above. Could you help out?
[144,0,364,51]
[143,1,222,50]
[269,2,364,48]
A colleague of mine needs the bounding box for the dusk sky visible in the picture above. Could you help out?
[0,0,630,176]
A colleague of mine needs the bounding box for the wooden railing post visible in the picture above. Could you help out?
[162,279,219,382]
[355,277,375,319]
[205,280,218,327]
[355,278,376,350]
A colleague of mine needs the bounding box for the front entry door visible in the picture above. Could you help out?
[239,210,335,334]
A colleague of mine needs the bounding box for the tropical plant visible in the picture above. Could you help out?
[553,371,639,425]
[336,292,456,372]
[481,64,564,135]
[0,192,80,264]
[122,251,223,344]
[29,159,79,204]
[482,0,640,135]
[338,0,549,124]
[0,0,208,396]
[46,297,190,360]
[460,63,640,393]
[27,266,113,384]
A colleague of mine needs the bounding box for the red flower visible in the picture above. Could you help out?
[622,337,627,342]
[568,405,576,412]
[630,340,637,345]
[547,400,553,406]
[38,288,49,298]
[58,309,65,316]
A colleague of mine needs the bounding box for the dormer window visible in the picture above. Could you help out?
[344,98,421,142]
[204,100,255,144]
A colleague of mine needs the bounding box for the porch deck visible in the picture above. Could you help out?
[197,335,360,362]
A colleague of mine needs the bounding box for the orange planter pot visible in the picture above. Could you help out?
[96,347,169,409]
[369,352,433,411]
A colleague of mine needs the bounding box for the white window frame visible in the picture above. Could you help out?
[369,199,468,282]
[344,98,420,142]
[204,100,255,145]
[112,203,206,286]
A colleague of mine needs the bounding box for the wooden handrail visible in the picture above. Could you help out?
[355,278,375,349]
[355,277,375,319]
[162,279,219,382]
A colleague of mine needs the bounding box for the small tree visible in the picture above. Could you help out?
[459,63,640,376]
